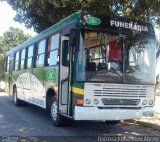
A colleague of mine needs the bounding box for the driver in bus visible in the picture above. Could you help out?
[108,36,122,70]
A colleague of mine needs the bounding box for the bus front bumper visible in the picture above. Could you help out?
[74,106,154,120]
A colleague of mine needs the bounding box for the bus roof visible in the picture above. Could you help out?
[6,11,81,56]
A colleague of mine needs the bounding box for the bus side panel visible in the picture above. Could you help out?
[12,70,19,92]
[43,66,59,107]
[5,56,14,95]
[12,70,24,98]
[5,72,9,94]
[31,67,46,108]
[20,69,32,104]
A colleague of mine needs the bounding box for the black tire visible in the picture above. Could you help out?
[105,120,120,125]
[50,101,65,127]
[13,87,23,106]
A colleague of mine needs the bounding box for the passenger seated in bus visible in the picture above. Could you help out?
[97,63,107,70]
[86,62,96,71]
[108,36,122,70]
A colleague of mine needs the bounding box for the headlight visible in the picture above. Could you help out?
[149,100,153,105]
[85,98,91,104]
[93,99,99,105]
[142,100,147,105]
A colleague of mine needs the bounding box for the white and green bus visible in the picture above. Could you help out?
[5,12,156,126]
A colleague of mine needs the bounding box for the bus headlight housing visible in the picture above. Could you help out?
[85,98,91,104]
[142,100,147,105]
[93,99,99,105]
[149,100,153,105]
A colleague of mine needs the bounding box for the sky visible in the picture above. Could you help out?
[0,1,36,36]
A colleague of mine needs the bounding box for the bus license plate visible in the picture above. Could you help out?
[143,111,154,117]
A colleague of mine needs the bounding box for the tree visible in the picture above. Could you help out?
[0,27,31,80]
[1,0,160,33]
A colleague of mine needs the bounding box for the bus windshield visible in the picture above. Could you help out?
[76,30,156,84]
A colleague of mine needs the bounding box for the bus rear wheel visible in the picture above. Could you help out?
[50,101,65,127]
[105,120,120,125]
[13,87,23,106]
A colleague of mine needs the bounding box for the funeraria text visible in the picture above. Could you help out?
[110,20,148,32]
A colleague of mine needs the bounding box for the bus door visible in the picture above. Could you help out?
[59,36,71,116]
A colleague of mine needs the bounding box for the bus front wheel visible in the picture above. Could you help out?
[13,87,23,106]
[50,101,65,127]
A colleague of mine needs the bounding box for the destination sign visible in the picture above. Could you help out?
[110,20,148,32]
[81,13,154,36]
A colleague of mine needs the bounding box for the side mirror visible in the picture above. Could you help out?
[69,29,78,47]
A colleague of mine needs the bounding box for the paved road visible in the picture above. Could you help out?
[0,92,160,137]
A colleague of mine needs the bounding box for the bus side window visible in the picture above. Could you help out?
[14,52,20,70]
[5,56,10,72]
[20,48,26,70]
[27,45,34,69]
[46,34,60,66]
[35,39,46,68]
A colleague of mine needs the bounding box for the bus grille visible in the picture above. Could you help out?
[94,85,147,98]
[84,83,154,106]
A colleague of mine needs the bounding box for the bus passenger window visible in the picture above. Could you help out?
[5,56,10,72]
[49,50,59,65]
[20,49,26,69]
[14,52,20,70]
[36,40,46,67]
[46,34,60,66]
[27,45,34,69]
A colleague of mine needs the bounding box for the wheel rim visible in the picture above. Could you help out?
[13,90,17,104]
[51,101,58,121]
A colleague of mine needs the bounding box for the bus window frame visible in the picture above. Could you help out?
[26,45,34,69]
[5,56,10,72]
[20,48,26,70]
[45,33,60,67]
[14,51,20,71]
[34,39,46,68]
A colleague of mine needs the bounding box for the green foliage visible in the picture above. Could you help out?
[0,27,31,52]
[1,0,160,33]
[0,27,31,80]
